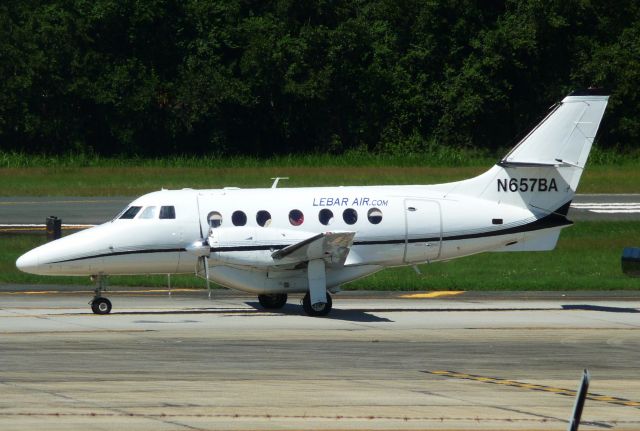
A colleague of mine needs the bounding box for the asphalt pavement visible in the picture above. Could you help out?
[1,288,639,430]
[0,194,638,228]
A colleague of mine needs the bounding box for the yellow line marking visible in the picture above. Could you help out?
[0,200,110,205]
[114,289,204,294]
[592,395,619,402]
[424,370,640,409]
[24,291,61,295]
[0,227,47,232]
[400,291,464,299]
[0,288,203,295]
[0,226,91,232]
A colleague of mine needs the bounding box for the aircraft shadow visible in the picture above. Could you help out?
[65,304,637,319]
[562,304,639,313]
[244,302,392,322]
[89,303,392,322]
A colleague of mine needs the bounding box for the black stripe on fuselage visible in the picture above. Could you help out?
[45,207,571,264]
[355,209,572,245]
[49,248,187,264]
[47,245,288,264]
[211,245,287,252]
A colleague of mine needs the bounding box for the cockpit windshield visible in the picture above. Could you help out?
[113,204,176,221]
[139,206,157,219]
[119,206,142,219]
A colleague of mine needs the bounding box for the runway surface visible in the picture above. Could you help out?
[0,194,639,229]
[1,288,639,430]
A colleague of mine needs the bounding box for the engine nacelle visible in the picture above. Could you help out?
[208,226,315,267]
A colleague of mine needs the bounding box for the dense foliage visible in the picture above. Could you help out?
[1,0,639,157]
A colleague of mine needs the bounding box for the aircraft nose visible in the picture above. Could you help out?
[16,250,40,274]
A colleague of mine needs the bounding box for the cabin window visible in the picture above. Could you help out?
[119,206,142,219]
[289,209,304,226]
[232,210,247,226]
[318,209,334,225]
[139,206,157,219]
[208,211,222,228]
[159,206,176,219]
[367,208,383,224]
[342,208,358,225]
[256,210,271,227]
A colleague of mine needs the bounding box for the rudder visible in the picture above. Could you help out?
[445,89,609,215]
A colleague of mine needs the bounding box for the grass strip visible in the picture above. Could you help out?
[1,147,639,195]
[1,221,638,290]
[1,146,638,168]
[0,164,638,196]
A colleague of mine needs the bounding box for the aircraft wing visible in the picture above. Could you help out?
[271,231,355,267]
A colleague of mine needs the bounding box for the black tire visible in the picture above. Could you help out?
[258,293,288,309]
[302,292,332,317]
[91,297,112,315]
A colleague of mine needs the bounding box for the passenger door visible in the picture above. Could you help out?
[404,199,441,263]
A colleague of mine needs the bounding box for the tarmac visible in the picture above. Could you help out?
[1,287,639,430]
[0,194,639,228]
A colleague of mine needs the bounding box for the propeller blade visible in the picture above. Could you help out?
[204,256,211,299]
[196,192,204,238]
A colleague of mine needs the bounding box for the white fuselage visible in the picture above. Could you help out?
[16,183,567,294]
[14,91,610,316]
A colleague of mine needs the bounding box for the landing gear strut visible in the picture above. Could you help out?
[302,292,332,317]
[303,259,332,316]
[89,274,112,315]
[258,293,288,309]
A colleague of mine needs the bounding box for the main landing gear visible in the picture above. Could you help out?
[301,259,332,317]
[256,292,333,316]
[302,291,332,317]
[89,274,112,315]
[258,293,288,309]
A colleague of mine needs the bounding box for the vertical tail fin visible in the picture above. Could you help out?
[447,90,609,214]
[500,89,609,188]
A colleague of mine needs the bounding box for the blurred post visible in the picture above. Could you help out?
[567,369,590,431]
[46,216,62,241]
[621,247,640,277]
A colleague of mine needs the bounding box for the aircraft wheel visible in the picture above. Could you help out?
[302,292,332,317]
[91,297,112,315]
[258,293,288,309]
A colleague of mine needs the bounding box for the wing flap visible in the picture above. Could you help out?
[271,231,355,267]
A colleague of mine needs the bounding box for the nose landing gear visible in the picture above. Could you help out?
[91,297,112,314]
[89,274,112,315]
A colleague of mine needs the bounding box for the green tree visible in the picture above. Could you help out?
[0,0,638,157]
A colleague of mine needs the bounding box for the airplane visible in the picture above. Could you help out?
[16,89,609,316]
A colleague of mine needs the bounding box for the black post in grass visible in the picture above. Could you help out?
[622,247,640,277]
[46,216,61,241]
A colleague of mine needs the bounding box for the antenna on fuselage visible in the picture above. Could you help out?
[270,177,289,188]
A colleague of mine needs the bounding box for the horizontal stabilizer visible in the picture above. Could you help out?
[497,160,579,168]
